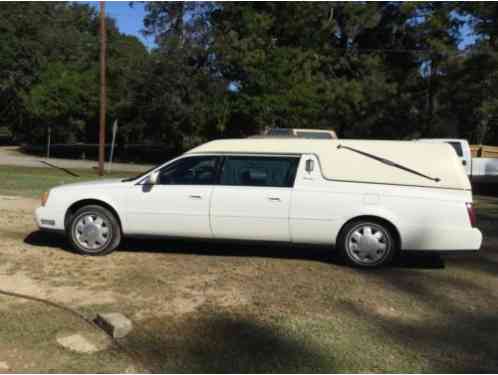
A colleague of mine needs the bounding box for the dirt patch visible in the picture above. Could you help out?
[0,194,498,372]
[130,272,251,321]
[0,361,10,371]
[0,269,120,307]
[0,195,252,321]
[0,195,39,211]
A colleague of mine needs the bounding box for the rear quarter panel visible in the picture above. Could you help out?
[290,155,480,250]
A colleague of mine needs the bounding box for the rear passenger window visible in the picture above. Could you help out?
[447,142,463,157]
[220,156,299,187]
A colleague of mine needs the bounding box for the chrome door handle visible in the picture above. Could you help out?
[189,195,202,199]
[268,197,281,202]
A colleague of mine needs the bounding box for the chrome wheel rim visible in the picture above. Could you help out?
[346,223,391,265]
[73,213,112,252]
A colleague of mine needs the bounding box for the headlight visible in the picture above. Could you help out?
[41,191,49,207]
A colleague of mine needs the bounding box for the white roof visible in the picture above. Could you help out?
[187,138,470,190]
[417,138,468,143]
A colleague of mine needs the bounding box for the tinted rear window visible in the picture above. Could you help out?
[220,156,299,187]
[447,142,463,157]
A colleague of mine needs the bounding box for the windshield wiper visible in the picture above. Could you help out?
[337,144,440,183]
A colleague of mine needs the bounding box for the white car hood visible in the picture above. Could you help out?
[52,178,127,191]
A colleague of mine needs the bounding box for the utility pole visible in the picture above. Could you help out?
[98,1,107,176]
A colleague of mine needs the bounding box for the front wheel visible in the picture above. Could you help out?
[338,220,397,268]
[67,205,121,255]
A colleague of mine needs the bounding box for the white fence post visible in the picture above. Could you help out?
[108,119,118,173]
[47,126,51,159]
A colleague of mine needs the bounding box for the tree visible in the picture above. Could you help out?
[0,2,148,145]
[131,2,226,150]
[447,3,498,144]
[2,2,497,153]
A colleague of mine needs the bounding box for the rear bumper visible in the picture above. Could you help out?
[401,227,482,252]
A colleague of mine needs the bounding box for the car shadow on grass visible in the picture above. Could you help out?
[24,230,445,270]
[24,230,72,251]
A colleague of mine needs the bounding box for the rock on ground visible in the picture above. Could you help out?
[94,313,133,339]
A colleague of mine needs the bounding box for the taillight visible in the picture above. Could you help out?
[466,202,477,227]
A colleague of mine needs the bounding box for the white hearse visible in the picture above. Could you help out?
[417,138,498,183]
[35,138,482,267]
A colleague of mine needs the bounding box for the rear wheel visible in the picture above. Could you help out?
[67,205,121,255]
[338,220,396,268]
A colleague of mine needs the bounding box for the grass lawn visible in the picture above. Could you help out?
[0,165,497,372]
[0,165,138,198]
[0,298,137,372]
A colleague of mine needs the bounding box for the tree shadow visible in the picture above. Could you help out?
[346,267,498,372]
[448,251,498,278]
[340,300,498,373]
[24,230,445,270]
[123,310,335,373]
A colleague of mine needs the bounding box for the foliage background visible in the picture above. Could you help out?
[1,2,497,154]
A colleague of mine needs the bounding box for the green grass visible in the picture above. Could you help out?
[0,297,137,372]
[0,166,497,372]
[0,165,138,198]
[122,307,428,373]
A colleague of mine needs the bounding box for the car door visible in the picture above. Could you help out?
[210,155,300,241]
[124,155,221,238]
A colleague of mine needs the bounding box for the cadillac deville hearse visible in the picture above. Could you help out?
[35,138,482,267]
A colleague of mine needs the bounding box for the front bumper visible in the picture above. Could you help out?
[35,206,65,231]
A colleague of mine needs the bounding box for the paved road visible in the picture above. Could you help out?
[0,146,154,172]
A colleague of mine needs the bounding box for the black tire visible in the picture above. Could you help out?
[67,205,121,256]
[337,220,397,268]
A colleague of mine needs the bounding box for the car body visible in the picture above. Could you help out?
[35,138,482,267]
[417,138,498,183]
[416,138,472,175]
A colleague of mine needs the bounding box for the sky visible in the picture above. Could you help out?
[84,1,476,50]
[84,1,155,48]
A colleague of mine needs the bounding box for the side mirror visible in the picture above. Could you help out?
[148,171,159,185]
[305,159,314,173]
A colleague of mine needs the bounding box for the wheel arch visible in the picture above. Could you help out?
[337,215,402,250]
[64,199,122,232]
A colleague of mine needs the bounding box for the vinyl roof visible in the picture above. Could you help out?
[187,138,470,190]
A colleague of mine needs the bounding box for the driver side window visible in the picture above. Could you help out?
[158,156,219,185]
